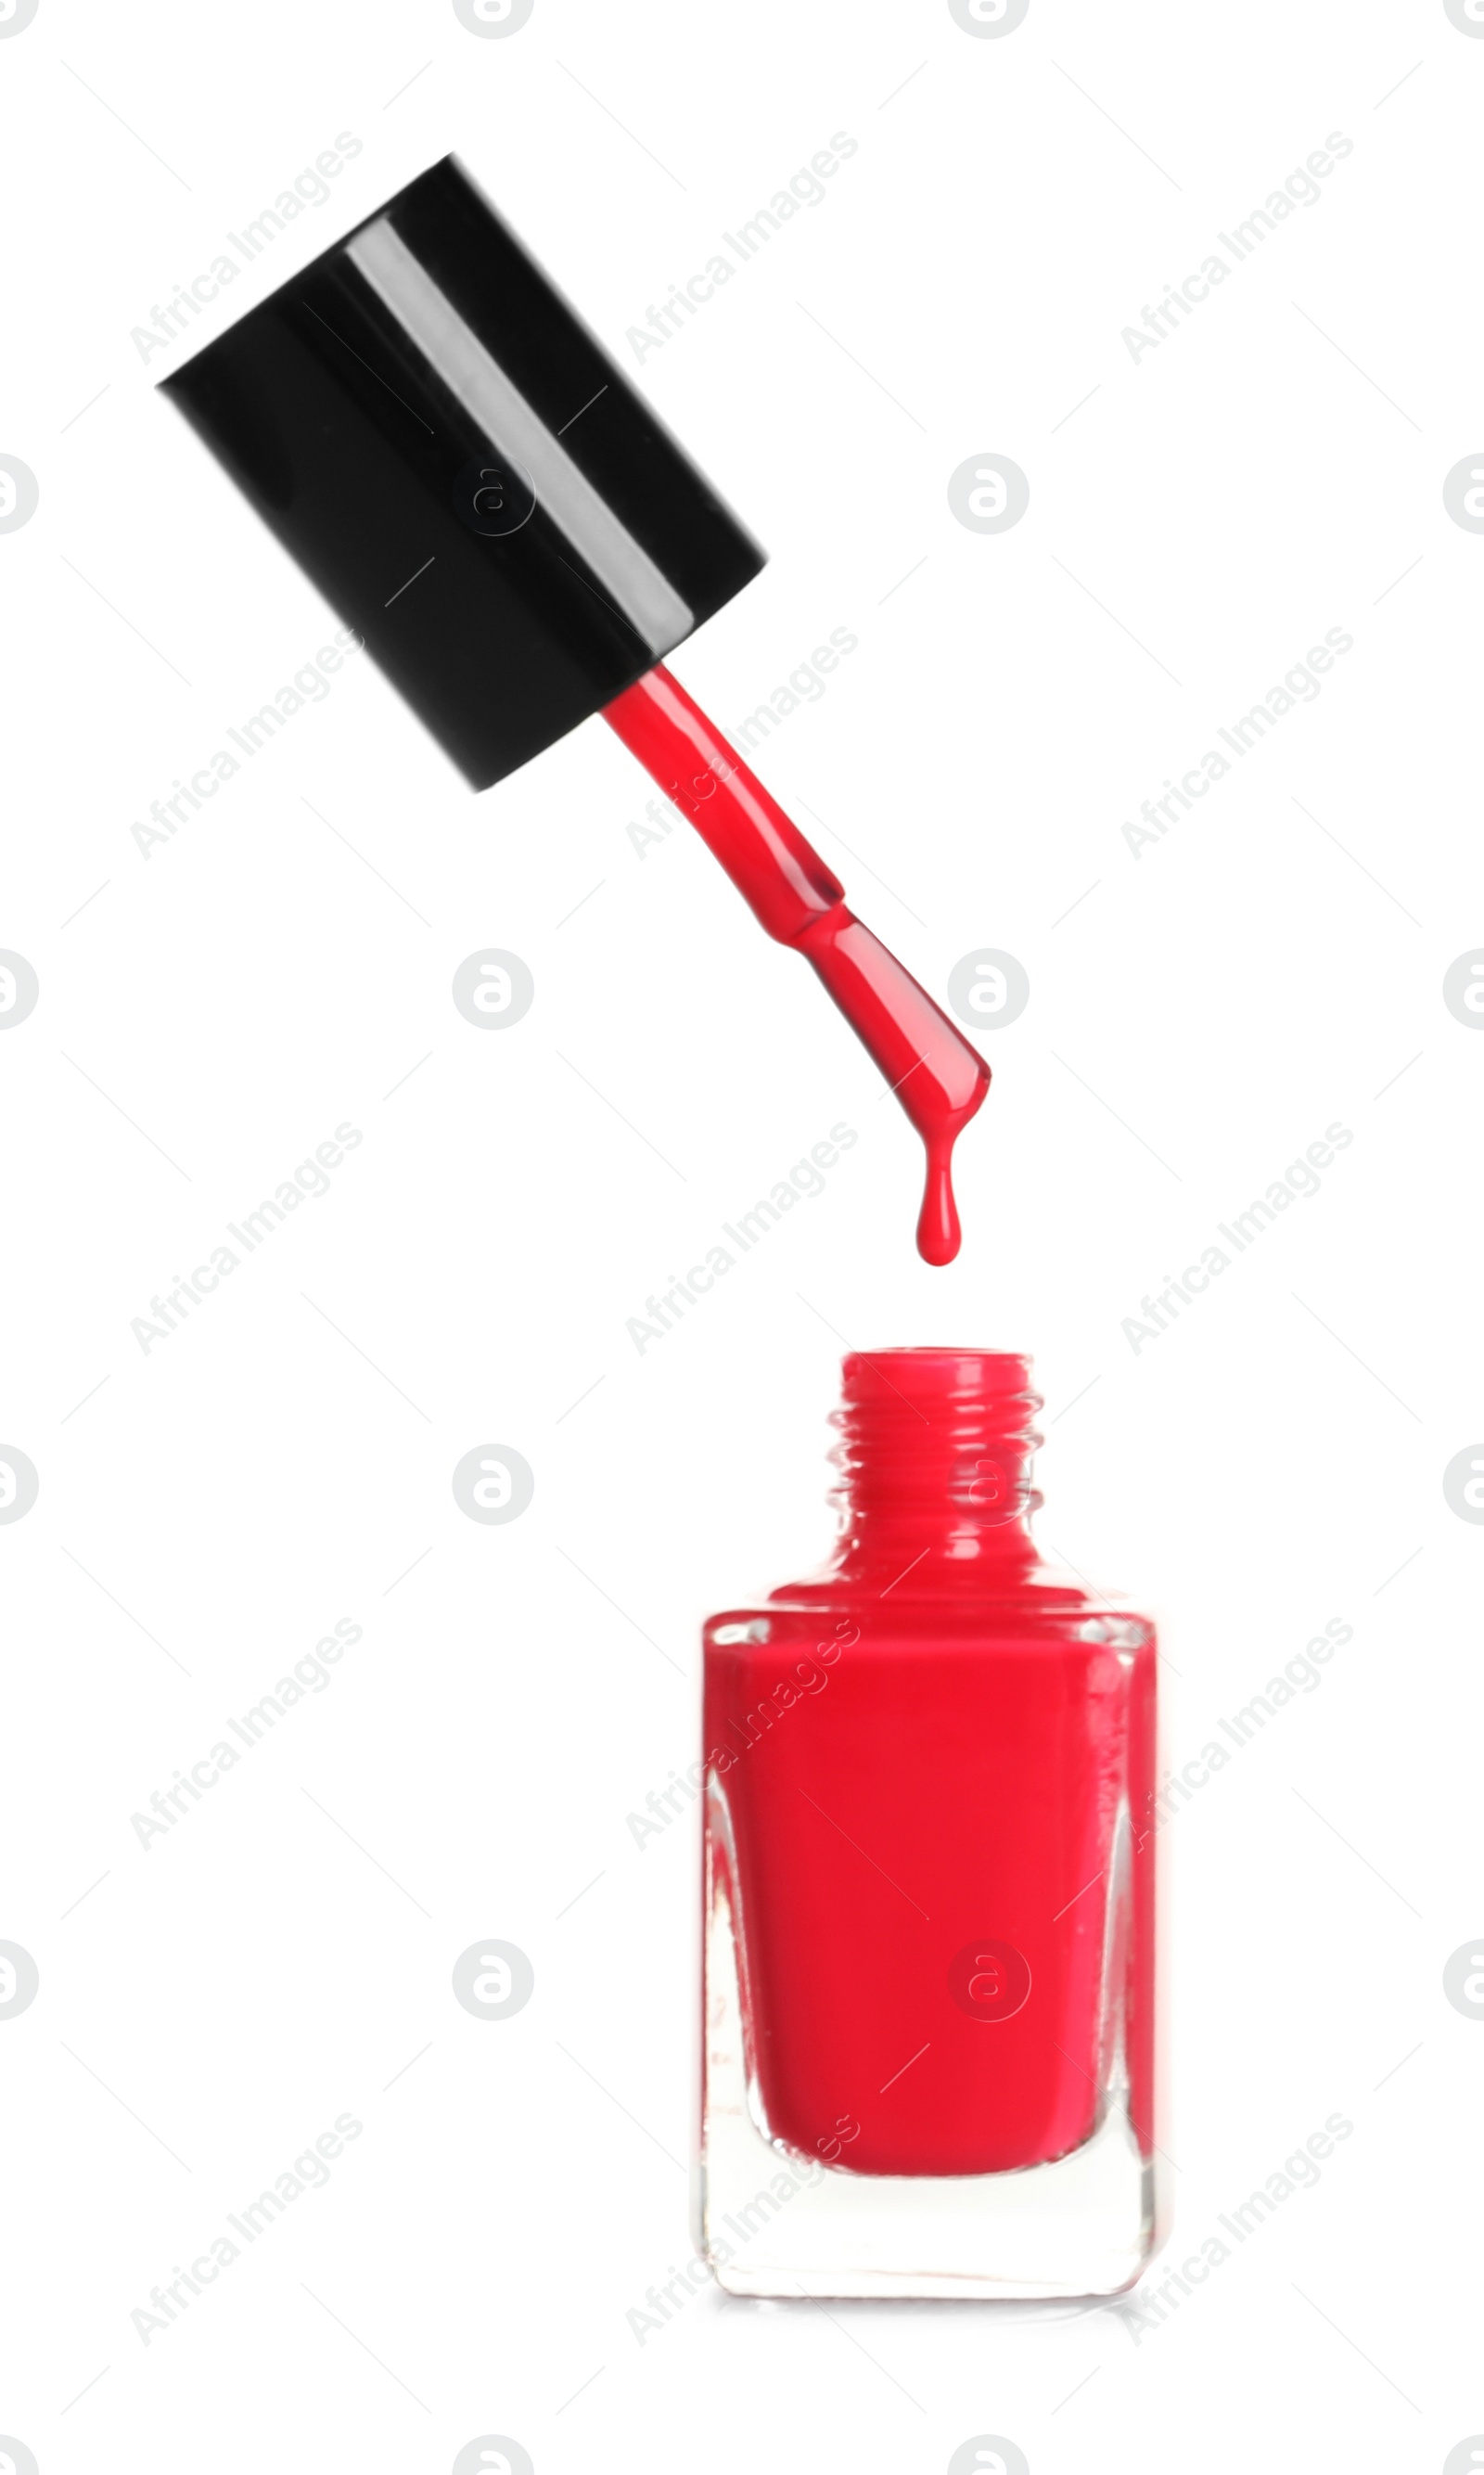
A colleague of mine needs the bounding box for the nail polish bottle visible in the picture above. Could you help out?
[701,1350,1161,2298]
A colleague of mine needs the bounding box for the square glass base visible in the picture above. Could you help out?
[699,1870,1159,2301]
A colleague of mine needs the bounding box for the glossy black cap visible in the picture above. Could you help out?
[160,156,766,789]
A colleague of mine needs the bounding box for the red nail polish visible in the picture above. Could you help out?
[160,157,991,1263]
[701,1351,1162,2298]
[604,665,990,1265]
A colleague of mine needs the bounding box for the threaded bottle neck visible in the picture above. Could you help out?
[827,1350,1043,1586]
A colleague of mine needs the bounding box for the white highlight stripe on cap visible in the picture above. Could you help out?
[348,217,692,655]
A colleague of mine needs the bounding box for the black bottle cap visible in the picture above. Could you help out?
[160,156,766,790]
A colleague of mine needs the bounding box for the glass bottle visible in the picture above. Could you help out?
[699,1350,1162,2298]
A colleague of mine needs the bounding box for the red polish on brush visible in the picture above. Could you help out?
[160,157,990,1262]
[604,667,989,1263]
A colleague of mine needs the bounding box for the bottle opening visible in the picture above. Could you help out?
[829,1350,1043,1578]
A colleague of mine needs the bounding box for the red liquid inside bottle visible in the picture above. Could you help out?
[700,1351,1161,2299]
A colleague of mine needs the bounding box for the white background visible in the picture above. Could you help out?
[2,0,1481,2468]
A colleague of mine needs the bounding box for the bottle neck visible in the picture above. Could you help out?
[825,1351,1043,1592]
